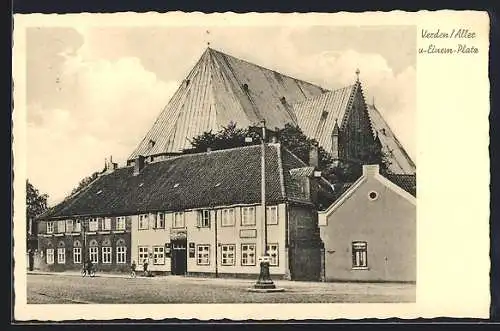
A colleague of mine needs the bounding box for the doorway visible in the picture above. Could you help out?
[171,239,187,275]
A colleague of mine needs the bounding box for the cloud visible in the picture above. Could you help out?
[27,45,178,205]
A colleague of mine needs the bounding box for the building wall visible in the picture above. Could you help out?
[288,204,323,281]
[319,177,416,282]
[36,217,132,272]
[130,204,287,277]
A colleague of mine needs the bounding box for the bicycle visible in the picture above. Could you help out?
[81,266,96,277]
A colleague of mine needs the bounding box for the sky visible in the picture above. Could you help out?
[26,25,416,205]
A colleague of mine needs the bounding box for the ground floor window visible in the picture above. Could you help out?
[153,246,165,265]
[138,246,149,264]
[89,247,99,263]
[73,247,82,264]
[102,246,112,264]
[221,244,235,266]
[57,248,65,264]
[196,245,210,265]
[241,244,256,266]
[352,241,368,268]
[266,243,279,266]
[116,246,126,264]
[46,248,54,264]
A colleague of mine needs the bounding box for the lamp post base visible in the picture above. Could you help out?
[247,261,285,293]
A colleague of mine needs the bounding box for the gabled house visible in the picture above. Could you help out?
[318,164,416,283]
[36,144,336,281]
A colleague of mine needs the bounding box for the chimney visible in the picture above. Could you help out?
[362,164,380,177]
[133,155,145,176]
[309,143,319,168]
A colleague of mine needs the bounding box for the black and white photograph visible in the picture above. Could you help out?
[13,11,489,320]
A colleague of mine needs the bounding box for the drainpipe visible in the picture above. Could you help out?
[214,209,218,278]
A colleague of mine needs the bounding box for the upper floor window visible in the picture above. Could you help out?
[65,220,74,233]
[266,206,278,225]
[138,214,149,230]
[173,212,185,228]
[156,213,165,229]
[88,218,99,232]
[197,210,211,228]
[221,208,235,227]
[46,221,54,234]
[241,207,256,226]
[57,220,66,233]
[102,217,111,231]
[74,220,81,232]
[116,217,126,231]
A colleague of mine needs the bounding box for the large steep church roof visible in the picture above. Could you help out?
[128,47,327,160]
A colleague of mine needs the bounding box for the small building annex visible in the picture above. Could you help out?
[319,164,416,283]
[36,143,337,281]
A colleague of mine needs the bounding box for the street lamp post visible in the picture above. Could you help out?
[252,119,277,290]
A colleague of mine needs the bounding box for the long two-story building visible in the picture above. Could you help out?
[36,144,336,281]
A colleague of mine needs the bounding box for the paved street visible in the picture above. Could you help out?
[27,272,415,304]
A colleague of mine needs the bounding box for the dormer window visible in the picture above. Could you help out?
[148,139,156,149]
[242,83,249,92]
[321,111,329,119]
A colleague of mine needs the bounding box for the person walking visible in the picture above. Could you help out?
[143,259,149,277]
[130,260,137,278]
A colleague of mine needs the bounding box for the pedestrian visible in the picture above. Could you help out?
[143,259,149,277]
[130,260,137,278]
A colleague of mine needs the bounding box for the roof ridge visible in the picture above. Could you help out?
[127,143,282,168]
[208,47,330,92]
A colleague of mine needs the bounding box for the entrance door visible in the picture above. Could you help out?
[171,239,187,275]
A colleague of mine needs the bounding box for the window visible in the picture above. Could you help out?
[241,244,256,266]
[57,220,66,233]
[116,217,126,230]
[57,248,65,264]
[102,218,111,231]
[241,207,256,226]
[102,246,112,264]
[73,247,81,264]
[153,246,165,265]
[197,210,211,228]
[46,222,54,234]
[74,220,81,232]
[89,218,98,232]
[221,244,235,266]
[73,240,82,264]
[138,214,149,230]
[138,246,149,264]
[89,239,99,263]
[173,212,185,228]
[65,220,74,233]
[116,246,127,264]
[196,245,210,265]
[352,241,368,268]
[266,206,278,225]
[156,213,165,229]
[46,249,54,264]
[221,209,235,227]
[266,243,279,266]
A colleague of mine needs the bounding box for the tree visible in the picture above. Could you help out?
[184,122,390,184]
[26,180,49,251]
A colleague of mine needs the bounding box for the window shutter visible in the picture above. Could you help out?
[197,211,201,228]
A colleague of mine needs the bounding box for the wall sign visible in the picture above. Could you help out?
[165,243,171,257]
[189,242,195,258]
[240,229,257,238]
